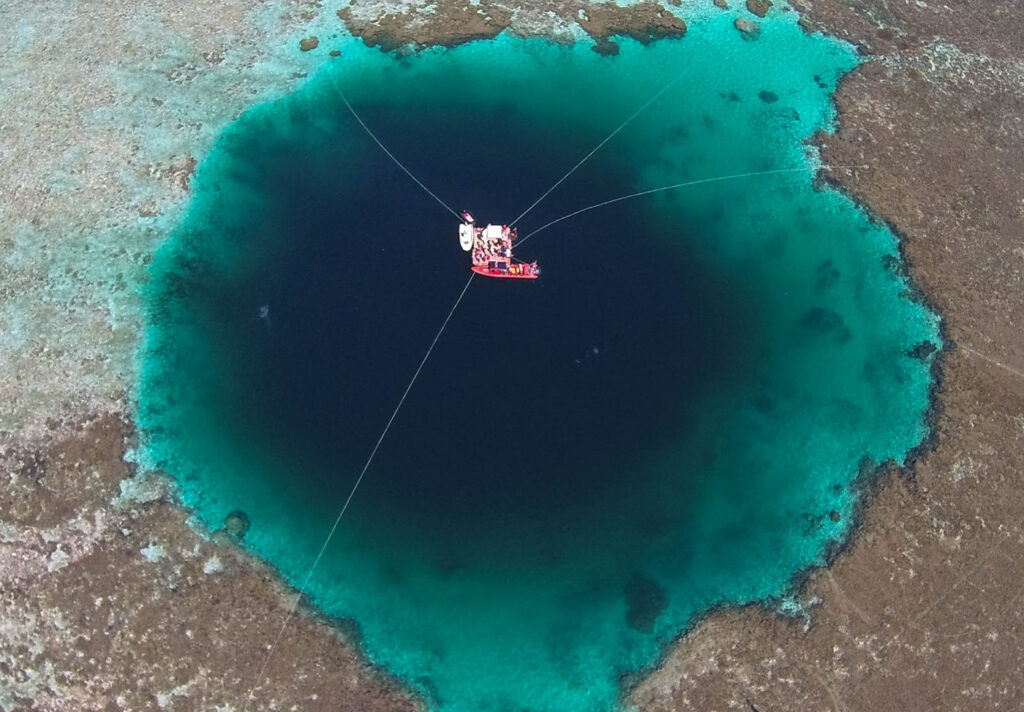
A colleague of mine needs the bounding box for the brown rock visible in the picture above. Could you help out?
[746,0,773,17]
[577,1,687,54]
[298,36,319,52]
[337,1,511,51]
[329,49,341,57]
[714,0,729,8]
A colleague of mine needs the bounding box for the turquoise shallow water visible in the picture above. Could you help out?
[139,15,939,712]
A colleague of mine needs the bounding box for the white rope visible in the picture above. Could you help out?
[330,77,464,221]
[515,166,868,247]
[508,72,687,229]
[242,272,475,710]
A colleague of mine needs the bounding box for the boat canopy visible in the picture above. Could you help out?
[457,214,539,280]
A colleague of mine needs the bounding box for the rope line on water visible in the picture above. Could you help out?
[516,165,868,248]
[509,72,688,229]
[331,77,465,221]
[242,272,476,711]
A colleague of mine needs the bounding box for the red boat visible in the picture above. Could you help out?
[459,212,539,280]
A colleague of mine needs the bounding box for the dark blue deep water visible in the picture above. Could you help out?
[140,21,938,712]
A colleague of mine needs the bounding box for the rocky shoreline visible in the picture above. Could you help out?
[632,1,1024,709]
[1,0,1021,709]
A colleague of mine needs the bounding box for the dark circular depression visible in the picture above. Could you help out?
[154,91,764,549]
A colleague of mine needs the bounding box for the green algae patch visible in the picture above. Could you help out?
[139,17,939,712]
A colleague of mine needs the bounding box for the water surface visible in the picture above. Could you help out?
[140,17,938,712]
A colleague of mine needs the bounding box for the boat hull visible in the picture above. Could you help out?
[471,265,539,280]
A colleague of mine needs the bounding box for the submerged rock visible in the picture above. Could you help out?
[624,572,669,634]
[714,0,729,8]
[299,36,319,52]
[908,340,938,361]
[799,307,845,334]
[593,38,621,56]
[815,258,841,292]
[759,90,779,103]
[224,510,251,539]
[735,17,761,39]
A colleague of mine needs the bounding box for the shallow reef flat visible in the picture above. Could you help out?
[0,0,334,440]
[0,0,1022,711]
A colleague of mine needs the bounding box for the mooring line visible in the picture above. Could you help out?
[516,166,868,248]
[509,71,688,229]
[330,77,465,221]
[242,272,476,710]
